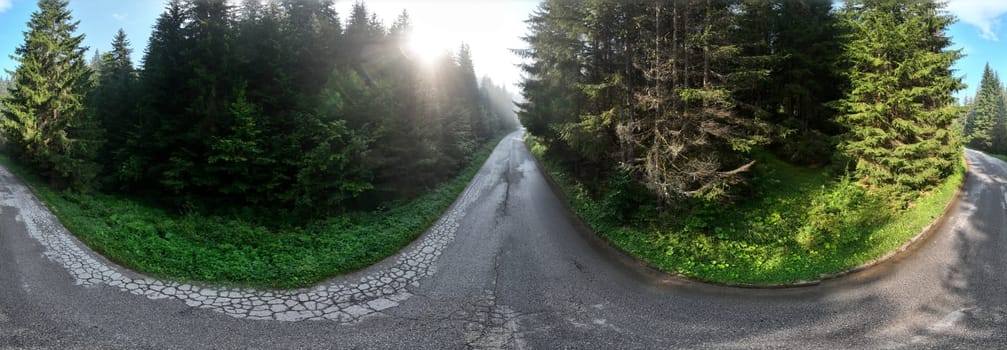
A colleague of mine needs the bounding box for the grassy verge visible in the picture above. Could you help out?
[988,153,1007,164]
[0,135,504,289]
[527,136,964,284]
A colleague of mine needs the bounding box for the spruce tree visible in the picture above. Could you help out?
[1,0,100,188]
[433,52,476,169]
[0,0,510,214]
[456,44,486,142]
[518,0,771,202]
[837,0,964,196]
[126,0,188,184]
[162,0,234,193]
[92,29,136,180]
[747,0,845,165]
[514,1,590,164]
[366,11,440,198]
[964,63,1006,152]
[281,0,341,97]
[569,1,642,177]
[627,0,769,202]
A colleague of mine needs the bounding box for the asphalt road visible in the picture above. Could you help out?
[0,131,1004,349]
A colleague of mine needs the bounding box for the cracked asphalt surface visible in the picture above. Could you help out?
[1,131,1005,349]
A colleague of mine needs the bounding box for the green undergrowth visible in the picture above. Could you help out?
[0,135,504,289]
[527,136,964,284]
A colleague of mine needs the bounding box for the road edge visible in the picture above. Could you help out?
[526,139,969,289]
[0,130,515,291]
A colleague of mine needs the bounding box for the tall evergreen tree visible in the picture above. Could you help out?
[625,0,770,202]
[964,63,1007,152]
[1,0,100,188]
[480,76,520,132]
[126,0,189,184]
[837,0,964,196]
[365,11,440,198]
[519,0,772,202]
[515,0,591,167]
[281,0,341,97]
[161,0,234,193]
[432,51,476,169]
[92,29,136,181]
[566,2,642,178]
[737,0,845,165]
[456,44,487,141]
[0,0,510,215]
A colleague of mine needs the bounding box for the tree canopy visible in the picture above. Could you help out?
[518,0,963,208]
[2,0,518,218]
[964,63,1007,153]
[1,0,100,189]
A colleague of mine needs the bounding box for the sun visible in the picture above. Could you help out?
[407,28,453,63]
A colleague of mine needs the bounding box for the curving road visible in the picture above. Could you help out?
[0,131,1004,349]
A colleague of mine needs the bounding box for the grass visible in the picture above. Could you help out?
[527,136,965,284]
[988,152,1007,164]
[0,135,503,289]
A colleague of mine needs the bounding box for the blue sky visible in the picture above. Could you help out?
[0,0,1002,101]
[1,0,164,72]
[946,0,1007,101]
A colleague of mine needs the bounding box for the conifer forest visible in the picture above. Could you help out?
[518,0,963,204]
[2,0,519,218]
[0,0,982,286]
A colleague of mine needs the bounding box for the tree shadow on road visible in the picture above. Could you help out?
[546,158,1007,349]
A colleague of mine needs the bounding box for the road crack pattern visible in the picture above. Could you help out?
[452,290,526,350]
[0,167,488,322]
[452,238,527,350]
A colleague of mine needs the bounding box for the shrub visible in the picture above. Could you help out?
[798,176,892,252]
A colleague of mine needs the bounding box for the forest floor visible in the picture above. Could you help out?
[0,135,504,289]
[526,135,964,284]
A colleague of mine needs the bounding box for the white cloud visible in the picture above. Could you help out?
[112,13,126,22]
[946,0,1007,41]
[0,0,12,14]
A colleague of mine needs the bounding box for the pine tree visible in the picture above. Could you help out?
[281,0,341,97]
[568,1,643,178]
[515,1,590,164]
[518,0,771,202]
[289,68,375,212]
[480,76,520,132]
[88,49,103,81]
[837,0,964,196]
[433,52,476,169]
[1,0,100,188]
[92,29,136,181]
[0,0,504,214]
[964,63,1006,152]
[456,44,487,142]
[742,0,845,165]
[365,11,440,198]
[206,83,273,198]
[160,0,234,193]
[126,0,189,184]
[344,2,383,65]
[626,0,769,202]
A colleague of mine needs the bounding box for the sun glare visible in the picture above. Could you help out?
[407,28,452,63]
